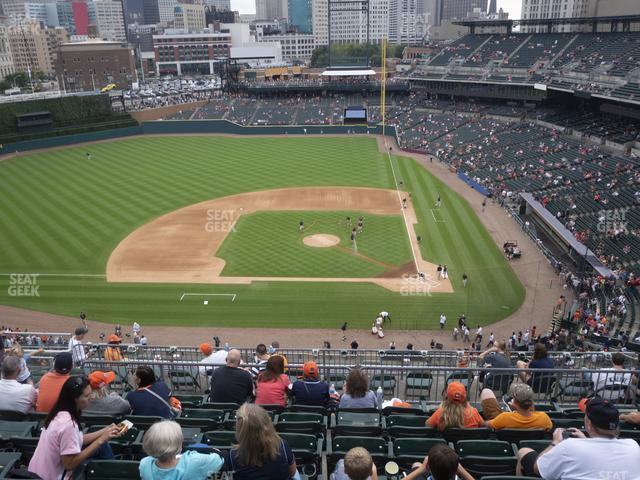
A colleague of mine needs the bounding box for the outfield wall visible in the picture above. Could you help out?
[1,120,393,154]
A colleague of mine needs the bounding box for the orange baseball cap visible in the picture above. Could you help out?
[199,343,213,356]
[446,382,467,403]
[88,371,116,390]
[107,334,121,343]
[303,361,318,378]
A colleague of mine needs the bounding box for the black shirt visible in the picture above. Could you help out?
[210,366,253,404]
[224,438,294,480]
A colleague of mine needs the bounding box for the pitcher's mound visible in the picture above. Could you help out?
[303,234,340,248]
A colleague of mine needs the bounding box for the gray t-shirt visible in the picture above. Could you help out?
[339,390,377,409]
[84,393,131,416]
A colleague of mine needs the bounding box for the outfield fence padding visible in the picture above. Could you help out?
[1,120,396,155]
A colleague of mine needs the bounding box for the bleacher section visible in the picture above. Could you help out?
[0,345,637,479]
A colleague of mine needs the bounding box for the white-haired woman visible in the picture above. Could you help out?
[223,403,299,479]
[140,420,223,480]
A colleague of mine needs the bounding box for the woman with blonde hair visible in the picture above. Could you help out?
[8,343,43,384]
[426,382,483,431]
[223,403,299,480]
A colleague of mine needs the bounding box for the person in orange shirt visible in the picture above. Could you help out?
[36,352,73,412]
[104,335,125,362]
[481,383,552,431]
[427,382,484,431]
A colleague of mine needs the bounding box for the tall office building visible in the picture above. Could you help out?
[440,0,487,21]
[312,0,328,46]
[255,0,287,20]
[8,21,53,74]
[287,0,311,33]
[0,17,15,79]
[174,2,206,31]
[488,0,496,14]
[329,0,388,45]
[142,0,160,23]
[92,0,126,41]
[158,0,178,24]
[122,0,144,27]
[389,0,426,45]
[205,0,231,9]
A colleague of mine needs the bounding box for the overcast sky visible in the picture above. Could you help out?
[230,0,524,18]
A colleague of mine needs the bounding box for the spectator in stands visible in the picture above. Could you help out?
[222,403,298,480]
[250,343,270,378]
[270,341,289,371]
[104,334,124,361]
[589,352,637,402]
[68,327,88,365]
[29,376,121,480]
[331,447,376,480]
[517,396,640,478]
[0,355,37,413]
[255,355,291,407]
[426,382,483,431]
[7,343,43,384]
[126,365,175,418]
[481,383,552,431]
[339,369,377,408]
[209,348,253,405]
[84,370,131,416]
[140,420,224,480]
[198,342,228,375]
[478,340,512,392]
[36,352,73,412]
[517,343,555,392]
[405,444,475,480]
[290,361,330,407]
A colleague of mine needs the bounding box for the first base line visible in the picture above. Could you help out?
[180,293,237,302]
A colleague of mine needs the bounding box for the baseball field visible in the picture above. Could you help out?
[0,135,525,329]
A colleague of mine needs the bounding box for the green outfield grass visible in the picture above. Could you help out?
[0,135,525,329]
[218,211,412,277]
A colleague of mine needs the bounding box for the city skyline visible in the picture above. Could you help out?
[231,0,524,17]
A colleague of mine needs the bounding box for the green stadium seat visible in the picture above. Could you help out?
[86,460,141,480]
[0,452,21,478]
[495,429,549,444]
[331,411,381,436]
[552,418,584,429]
[123,416,164,430]
[392,438,446,469]
[0,411,26,422]
[519,440,551,453]
[174,394,205,407]
[455,440,516,457]
[0,421,38,440]
[182,409,225,423]
[388,425,437,439]
[288,404,328,415]
[404,372,433,399]
[82,415,122,427]
[385,414,429,427]
[441,427,490,443]
[278,432,322,464]
[329,436,389,469]
[460,455,517,478]
[275,412,325,436]
[7,437,38,463]
[381,406,424,417]
[202,430,236,449]
[200,402,240,412]
[176,417,217,431]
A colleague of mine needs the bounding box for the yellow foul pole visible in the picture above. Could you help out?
[381,37,387,137]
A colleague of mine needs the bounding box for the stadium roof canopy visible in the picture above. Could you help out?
[453,14,640,34]
[320,69,376,77]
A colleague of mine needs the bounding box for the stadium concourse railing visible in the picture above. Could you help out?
[77,357,639,410]
[0,119,397,154]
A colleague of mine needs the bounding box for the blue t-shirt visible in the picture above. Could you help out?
[338,391,377,409]
[140,450,224,480]
[126,382,173,418]
[224,438,294,480]
[291,380,329,406]
[529,357,554,369]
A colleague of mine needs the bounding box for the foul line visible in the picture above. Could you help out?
[430,209,446,223]
[385,149,420,274]
[0,273,106,278]
[180,293,237,302]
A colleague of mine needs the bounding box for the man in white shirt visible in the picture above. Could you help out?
[68,326,88,365]
[439,313,446,329]
[0,356,37,413]
[517,396,640,479]
[591,352,636,402]
[198,342,229,375]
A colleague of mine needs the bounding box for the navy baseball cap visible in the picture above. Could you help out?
[54,352,73,374]
[579,396,619,431]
